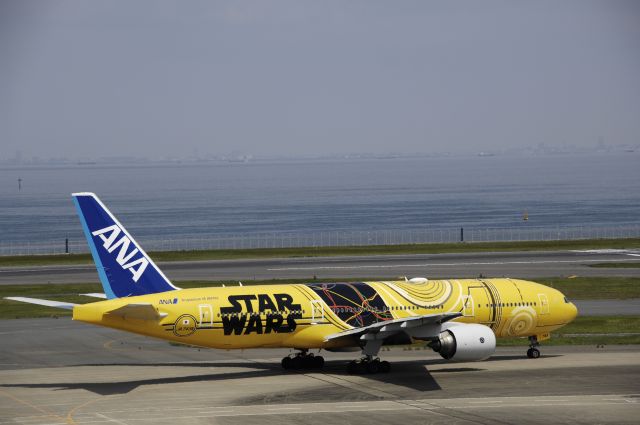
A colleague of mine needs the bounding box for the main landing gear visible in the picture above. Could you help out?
[347,355,391,374]
[527,336,541,359]
[281,350,325,370]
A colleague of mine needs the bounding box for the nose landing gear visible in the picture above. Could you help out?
[281,350,325,370]
[527,336,541,359]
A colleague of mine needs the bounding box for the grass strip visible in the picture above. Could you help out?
[497,316,640,346]
[536,277,640,300]
[1,238,640,267]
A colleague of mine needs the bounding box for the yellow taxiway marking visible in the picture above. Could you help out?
[102,339,117,350]
[0,389,66,423]
[66,395,118,425]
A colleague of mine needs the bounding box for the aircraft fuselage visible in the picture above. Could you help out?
[73,278,578,350]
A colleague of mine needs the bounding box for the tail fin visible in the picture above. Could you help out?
[72,192,179,299]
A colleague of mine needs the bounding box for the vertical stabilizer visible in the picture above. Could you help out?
[72,192,179,298]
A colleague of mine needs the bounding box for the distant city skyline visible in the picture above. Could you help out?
[3,139,638,166]
[2,1,639,160]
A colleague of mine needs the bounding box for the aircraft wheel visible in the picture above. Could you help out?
[379,360,391,373]
[529,348,540,359]
[313,355,325,369]
[282,356,292,370]
[347,360,358,374]
[291,356,303,369]
[366,360,380,374]
[300,355,312,369]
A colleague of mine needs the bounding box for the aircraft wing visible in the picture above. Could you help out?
[324,312,462,345]
[104,303,167,321]
[4,296,76,310]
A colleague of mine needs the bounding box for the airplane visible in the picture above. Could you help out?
[6,193,578,374]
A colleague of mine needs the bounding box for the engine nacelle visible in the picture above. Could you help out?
[429,323,496,361]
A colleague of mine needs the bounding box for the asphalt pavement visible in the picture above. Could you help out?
[1,248,639,285]
[0,318,638,425]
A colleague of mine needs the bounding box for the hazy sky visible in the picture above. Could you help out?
[1,0,639,159]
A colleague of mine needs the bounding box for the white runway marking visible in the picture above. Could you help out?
[266,407,302,411]
[95,413,129,425]
[268,258,640,271]
[0,266,91,274]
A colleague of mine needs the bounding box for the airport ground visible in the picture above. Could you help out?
[0,318,639,425]
[1,247,639,424]
[1,248,640,285]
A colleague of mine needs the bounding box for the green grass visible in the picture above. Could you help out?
[497,316,640,346]
[2,238,640,267]
[537,277,640,300]
[589,262,640,268]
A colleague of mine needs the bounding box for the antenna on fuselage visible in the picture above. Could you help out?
[238,281,243,286]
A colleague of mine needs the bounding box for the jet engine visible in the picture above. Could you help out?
[429,323,496,361]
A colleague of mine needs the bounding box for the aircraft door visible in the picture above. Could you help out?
[198,304,213,327]
[537,294,549,315]
[462,295,474,317]
[468,286,492,323]
[310,300,324,324]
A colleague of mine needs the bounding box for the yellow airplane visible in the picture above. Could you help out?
[7,193,578,374]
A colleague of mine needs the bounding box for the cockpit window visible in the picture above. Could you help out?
[564,296,570,303]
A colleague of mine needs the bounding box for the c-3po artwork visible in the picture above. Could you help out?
[7,193,578,374]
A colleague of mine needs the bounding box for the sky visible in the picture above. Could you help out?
[1,0,639,160]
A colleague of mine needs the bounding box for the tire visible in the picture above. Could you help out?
[282,356,292,370]
[366,360,380,374]
[347,360,358,374]
[313,355,325,369]
[530,348,540,359]
[301,356,314,369]
[526,348,533,358]
[291,356,303,370]
[379,360,391,373]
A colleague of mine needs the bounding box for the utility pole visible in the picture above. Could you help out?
[18,178,22,191]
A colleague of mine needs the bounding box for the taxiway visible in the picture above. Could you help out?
[1,249,639,285]
[0,318,638,425]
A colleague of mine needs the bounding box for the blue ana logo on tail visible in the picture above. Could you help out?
[73,192,179,299]
[91,224,149,282]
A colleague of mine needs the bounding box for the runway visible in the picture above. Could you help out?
[1,249,639,285]
[0,318,638,424]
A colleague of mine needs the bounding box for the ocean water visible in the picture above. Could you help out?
[0,153,639,246]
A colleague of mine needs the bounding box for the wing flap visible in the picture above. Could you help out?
[324,312,462,344]
[104,303,167,321]
[4,297,76,310]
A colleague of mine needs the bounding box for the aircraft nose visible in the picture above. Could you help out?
[565,300,578,323]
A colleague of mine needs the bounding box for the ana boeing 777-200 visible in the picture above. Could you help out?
[7,193,578,374]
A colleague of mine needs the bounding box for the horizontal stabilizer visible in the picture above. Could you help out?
[4,297,76,310]
[80,293,107,299]
[104,303,167,321]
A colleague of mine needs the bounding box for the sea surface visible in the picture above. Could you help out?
[1,153,639,248]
